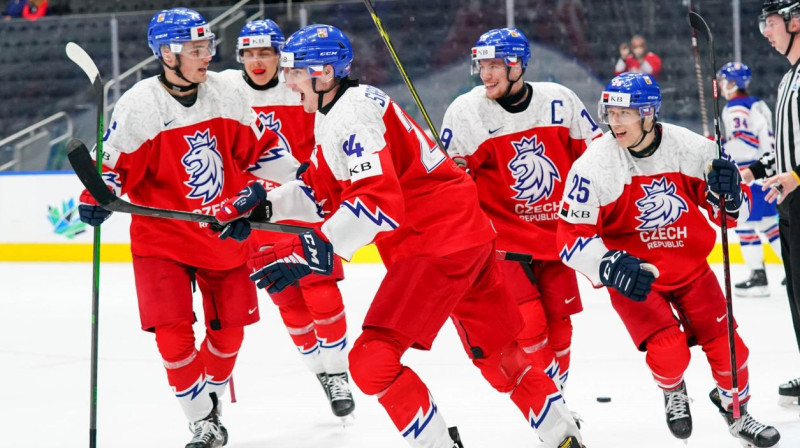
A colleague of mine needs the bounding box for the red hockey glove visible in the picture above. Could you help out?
[78,188,112,227]
[213,182,271,242]
[248,229,334,293]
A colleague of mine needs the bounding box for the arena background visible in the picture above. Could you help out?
[0,0,783,263]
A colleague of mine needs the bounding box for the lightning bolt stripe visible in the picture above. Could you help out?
[401,398,439,439]
[341,198,398,229]
[559,235,598,262]
[527,391,564,429]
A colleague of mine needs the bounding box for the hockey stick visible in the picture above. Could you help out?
[66,138,311,235]
[687,11,741,421]
[66,42,103,448]
[361,0,444,150]
[688,1,711,137]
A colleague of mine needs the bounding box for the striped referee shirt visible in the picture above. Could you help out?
[750,62,800,179]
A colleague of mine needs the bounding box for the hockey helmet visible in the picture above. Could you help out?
[237,19,285,63]
[471,27,531,75]
[280,24,353,79]
[717,62,752,90]
[760,0,800,33]
[147,8,215,59]
[598,72,661,124]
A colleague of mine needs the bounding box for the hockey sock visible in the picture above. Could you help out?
[737,228,765,271]
[516,300,558,380]
[764,223,782,261]
[200,325,244,400]
[277,291,324,374]
[703,333,750,409]
[548,317,573,387]
[510,367,580,446]
[155,321,212,422]
[645,326,691,390]
[303,280,348,373]
[377,367,451,448]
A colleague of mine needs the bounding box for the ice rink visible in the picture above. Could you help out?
[3,261,800,448]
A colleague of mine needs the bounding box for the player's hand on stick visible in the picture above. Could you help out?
[706,159,743,211]
[248,229,333,293]
[213,182,270,242]
[599,250,658,302]
[78,188,112,226]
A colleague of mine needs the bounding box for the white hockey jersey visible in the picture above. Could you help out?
[721,95,775,169]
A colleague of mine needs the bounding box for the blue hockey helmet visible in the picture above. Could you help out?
[147,8,215,59]
[280,24,353,79]
[598,72,661,124]
[471,27,531,75]
[717,62,752,90]
[237,19,285,63]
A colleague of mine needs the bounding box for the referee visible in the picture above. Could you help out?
[747,0,800,402]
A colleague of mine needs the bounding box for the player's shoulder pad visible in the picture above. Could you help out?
[568,132,629,206]
[203,71,255,125]
[529,81,580,100]
[661,122,716,179]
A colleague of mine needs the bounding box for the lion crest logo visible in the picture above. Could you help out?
[508,135,560,204]
[635,178,688,231]
[182,130,224,205]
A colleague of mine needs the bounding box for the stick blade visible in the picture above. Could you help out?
[66,137,116,206]
[66,42,100,83]
[688,11,712,43]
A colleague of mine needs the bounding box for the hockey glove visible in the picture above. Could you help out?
[599,250,658,302]
[78,188,112,227]
[248,229,334,293]
[214,182,271,242]
[706,159,743,211]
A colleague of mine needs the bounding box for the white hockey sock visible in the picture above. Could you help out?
[528,391,582,448]
[400,394,452,448]
[174,374,214,422]
[319,334,350,374]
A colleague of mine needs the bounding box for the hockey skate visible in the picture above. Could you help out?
[448,426,464,448]
[709,388,781,447]
[663,381,692,440]
[778,377,800,407]
[186,393,228,448]
[321,372,355,419]
[734,269,769,297]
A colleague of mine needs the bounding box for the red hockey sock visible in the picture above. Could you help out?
[645,326,691,389]
[200,325,244,388]
[155,321,203,392]
[703,333,750,406]
[548,317,573,384]
[516,300,558,378]
[277,292,318,352]
[303,279,347,345]
[377,367,436,431]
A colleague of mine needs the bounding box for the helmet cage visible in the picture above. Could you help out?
[236,20,285,63]
[470,44,524,75]
[597,91,658,125]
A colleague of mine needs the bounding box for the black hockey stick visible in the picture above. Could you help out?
[361,0,444,151]
[688,0,711,136]
[66,41,103,448]
[66,138,311,235]
[688,11,741,421]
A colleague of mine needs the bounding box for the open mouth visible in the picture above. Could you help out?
[253,68,266,75]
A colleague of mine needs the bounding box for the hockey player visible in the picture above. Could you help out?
[214,24,584,448]
[77,8,294,448]
[218,19,354,418]
[556,72,780,447]
[718,61,782,297]
[441,27,602,390]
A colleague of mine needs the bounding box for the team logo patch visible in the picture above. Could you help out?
[635,178,688,231]
[157,12,165,22]
[508,135,560,204]
[317,27,328,38]
[182,130,224,206]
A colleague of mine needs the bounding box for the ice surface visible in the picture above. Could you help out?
[2,262,799,447]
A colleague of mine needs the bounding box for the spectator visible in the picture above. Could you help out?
[21,0,46,21]
[2,0,25,20]
[614,35,662,79]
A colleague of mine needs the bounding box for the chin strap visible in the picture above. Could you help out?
[502,67,526,99]
[312,77,341,111]
[159,57,198,92]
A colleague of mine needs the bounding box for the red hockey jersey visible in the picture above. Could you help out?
[556,123,751,290]
[101,72,288,270]
[265,84,496,264]
[441,82,602,260]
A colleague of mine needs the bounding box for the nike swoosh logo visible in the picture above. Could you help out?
[716,315,726,323]
[248,307,258,315]
[163,119,176,127]
[565,297,576,304]
[488,127,503,135]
